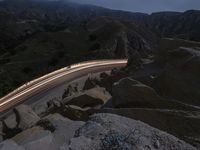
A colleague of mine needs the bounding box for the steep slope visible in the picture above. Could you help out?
[87,17,158,70]
[0,16,157,97]
[0,0,200,96]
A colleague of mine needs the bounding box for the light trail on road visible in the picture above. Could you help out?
[0,59,127,113]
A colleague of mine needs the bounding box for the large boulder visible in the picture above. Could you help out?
[12,126,44,144]
[0,140,25,150]
[15,104,40,130]
[44,113,85,147]
[62,113,196,150]
[65,87,111,108]
[112,77,199,111]
[101,108,200,148]
[153,47,200,106]
[11,113,84,150]
[14,129,55,150]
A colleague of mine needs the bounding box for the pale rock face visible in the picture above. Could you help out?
[64,113,196,150]
[111,77,198,111]
[11,126,56,150]
[15,104,40,130]
[20,130,55,150]
[12,126,44,144]
[0,140,25,150]
[3,114,17,129]
[44,113,85,148]
[10,113,84,150]
[32,102,48,115]
[85,87,112,103]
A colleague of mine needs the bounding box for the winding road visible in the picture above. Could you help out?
[0,59,127,113]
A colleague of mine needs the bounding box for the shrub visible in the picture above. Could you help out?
[89,42,101,51]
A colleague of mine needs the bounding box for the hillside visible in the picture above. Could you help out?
[148,10,200,41]
[0,0,200,51]
[1,0,200,149]
[0,0,160,97]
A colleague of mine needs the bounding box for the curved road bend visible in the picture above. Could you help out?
[0,59,127,113]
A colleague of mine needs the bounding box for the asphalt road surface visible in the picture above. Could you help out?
[0,59,127,113]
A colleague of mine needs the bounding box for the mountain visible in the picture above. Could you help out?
[1,1,200,149]
[0,15,157,97]
[0,0,200,96]
[148,10,200,41]
[0,0,200,54]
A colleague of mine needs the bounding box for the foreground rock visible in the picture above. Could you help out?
[15,104,40,130]
[65,87,111,108]
[0,140,25,150]
[44,113,84,146]
[101,108,200,148]
[12,126,55,150]
[111,77,198,111]
[154,47,200,106]
[5,114,84,150]
[62,113,195,150]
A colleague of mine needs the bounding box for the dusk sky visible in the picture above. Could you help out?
[71,0,200,13]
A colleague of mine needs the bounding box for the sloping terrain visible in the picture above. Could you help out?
[0,15,157,97]
[1,1,200,149]
[1,0,200,97]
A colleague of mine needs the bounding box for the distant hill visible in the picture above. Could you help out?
[147,10,200,41]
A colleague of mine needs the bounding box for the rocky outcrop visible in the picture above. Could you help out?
[0,139,25,150]
[101,108,200,148]
[62,85,79,99]
[32,102,48,115]
[111,77,198,111]
[3,114,17,129]
[15,128,55,150]
[47,98,62,109]
[12,126,57,150]
[88,16,157,70]
[153,47,200,106]
[83,77,97,91]
[44,113,84,147]
[65,87,111,108]
[12,126,44,145]
[62,113,196,150]
[9,114,84,150]
[15,104,40,130]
